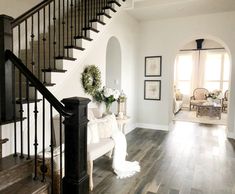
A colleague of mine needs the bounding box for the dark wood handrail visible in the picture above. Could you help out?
[5,50,72,117]
[11,0,54,28]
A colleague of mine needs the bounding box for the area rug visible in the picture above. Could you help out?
[173,109,227,125]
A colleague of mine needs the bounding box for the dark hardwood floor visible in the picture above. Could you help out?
[90,121,235,194]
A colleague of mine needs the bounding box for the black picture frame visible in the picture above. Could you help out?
[145,56,162,77]
[144,80,161,100]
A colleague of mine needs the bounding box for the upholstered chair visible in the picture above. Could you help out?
[189,88,209,110]
[222,90,229,112]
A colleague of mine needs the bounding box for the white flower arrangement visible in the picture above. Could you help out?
[94,86,120,105]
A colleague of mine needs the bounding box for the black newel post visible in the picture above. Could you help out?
[0,15,14,122]
[62,97,90,194]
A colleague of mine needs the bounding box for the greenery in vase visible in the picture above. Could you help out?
[206,90,222,99]
[94,87,120,111]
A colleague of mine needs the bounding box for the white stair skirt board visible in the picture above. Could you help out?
[136,123,169,131]
[173,109,227,125]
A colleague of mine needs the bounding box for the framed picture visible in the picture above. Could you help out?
[145,56,162,77]
[144,80,161,100]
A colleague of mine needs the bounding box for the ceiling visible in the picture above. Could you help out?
[126,0,235,21]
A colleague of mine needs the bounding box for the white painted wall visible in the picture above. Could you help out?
[0,0,43,18]
[53,11,140,133]
[137,11,235,136]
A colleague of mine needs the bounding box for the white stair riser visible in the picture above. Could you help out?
[75,39,91,48]
[67,49,83,58]
[43,72,66,84]
[56,59,76,71]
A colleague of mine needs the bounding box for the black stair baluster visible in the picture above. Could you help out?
[67,0,69,55]
[85,0,87,37]
[98,0,101,20]
[58,0,61,57]
[18,24,24,159]
[62,0,65,56]
[25,20,30,159]
[53,0,56,69]
[13,63,17,157]
[71,0,74,47]
[43,7,46,83]
[31,15,35,74]
[80,0,83,37]
[38,11,41,80]
[33,86,38,180]
[50,105,54,194]
[87,0,90,29]
[48,3,51,70]
[74,0,77,46]
[42,97,46,182]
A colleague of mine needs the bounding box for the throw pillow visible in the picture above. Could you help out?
[175,89,183,100]
[96,118,113,138]
[88,108,96,121]
[87,121,100,143]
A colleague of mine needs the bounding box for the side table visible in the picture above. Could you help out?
[116,116,130,134]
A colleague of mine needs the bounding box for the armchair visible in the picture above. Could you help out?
[222,90,229,112]
[190,88,209,110]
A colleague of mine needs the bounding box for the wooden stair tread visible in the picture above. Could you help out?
[29,82,56,87]
[0,176,49,194]
[0,154,33,190]
[90,19,106,25]
[55,56,76,61]
[0,154,32,173]
[103,6,117,12]
[108,0,121,6]
[0,117,26,125]
[64,45,85,51]
[16,98,42,104]
[74,35,93,41]
[97,12,112,19]
[83,27,99,33]
[41,68,67,73]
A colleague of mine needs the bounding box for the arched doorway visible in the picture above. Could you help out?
[106,36,122,112]
[173,38,231,126]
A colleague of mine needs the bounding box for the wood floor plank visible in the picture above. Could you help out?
[90,121,235,194]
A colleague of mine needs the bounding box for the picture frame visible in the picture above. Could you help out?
[145,56,162,77]
[144,80,161,100]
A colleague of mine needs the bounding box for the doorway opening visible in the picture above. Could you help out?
[173,39,231,125]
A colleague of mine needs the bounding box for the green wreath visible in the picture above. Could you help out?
[81,65,101,96]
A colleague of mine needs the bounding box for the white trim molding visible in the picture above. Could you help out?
[124,123,137,134]
[227,131,235,140]
[136,123,170,131]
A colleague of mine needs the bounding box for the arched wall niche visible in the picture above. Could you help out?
[105,36,122,90]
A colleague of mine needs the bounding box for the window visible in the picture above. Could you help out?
[174,53,194,95]
[203,52,230,92]
[174,50,230,96]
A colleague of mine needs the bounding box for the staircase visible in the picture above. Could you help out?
[0,0,126,193]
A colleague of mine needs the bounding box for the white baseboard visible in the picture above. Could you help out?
[136,123,169,131]
[227,131,235,139]
[124,123,137,134]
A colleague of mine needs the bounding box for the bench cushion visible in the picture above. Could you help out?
[87,138,115,161]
